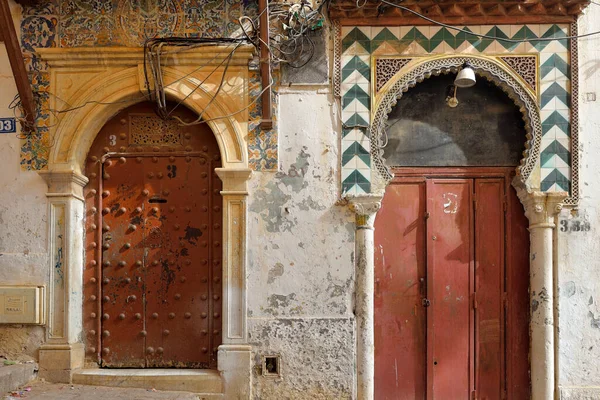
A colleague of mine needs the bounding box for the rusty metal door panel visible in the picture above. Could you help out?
[83,102,224,368]
[474,179,505,399]
[144,156,222,368]
[374,181,427,400]
[506,184,531,399]
[100,157,147,367]
[426,179,473,400]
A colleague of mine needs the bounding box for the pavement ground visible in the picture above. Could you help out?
[4,380,200,400]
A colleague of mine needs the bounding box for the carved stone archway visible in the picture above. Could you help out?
[35,46,254,398]
[369,55,543,195]
[350,55,567,400]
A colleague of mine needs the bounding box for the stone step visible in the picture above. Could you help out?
[0,363,36,395]
[71,369,223,397]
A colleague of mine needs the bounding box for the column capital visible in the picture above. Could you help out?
[38,168,89,201]
[215,167,252,195]
[348,194,383,230]
[515,188,568,229]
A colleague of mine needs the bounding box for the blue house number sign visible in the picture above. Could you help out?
[0,118,17,133]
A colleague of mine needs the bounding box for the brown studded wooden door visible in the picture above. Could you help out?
[83,102,223,368]
[100,155,222,368]
[374,169,530,400]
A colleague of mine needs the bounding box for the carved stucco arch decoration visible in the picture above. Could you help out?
[39,51,250,174]
[370,54,542,195]
[36,48,254,392]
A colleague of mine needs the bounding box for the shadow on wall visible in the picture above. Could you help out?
[383,74,526,167]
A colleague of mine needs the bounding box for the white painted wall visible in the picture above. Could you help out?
[0,4,49,359]
[557,6,600,399]
[2,0,600,396]
[247,89,356,398]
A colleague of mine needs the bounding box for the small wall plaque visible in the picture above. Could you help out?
[0,118,17,133]
[0,286,45,324]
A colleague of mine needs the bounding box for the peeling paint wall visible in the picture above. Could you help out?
[247,90,356,398]
[3,0,600,396]
[557,6,600,398]
[0,5,49,360]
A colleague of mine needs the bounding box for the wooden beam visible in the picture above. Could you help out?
[337,14,575,26]
[258,0,272,130]
[0,0,36,130]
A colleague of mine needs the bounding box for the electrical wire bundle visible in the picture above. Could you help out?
[143,37,247,122]
[266,0,330,68]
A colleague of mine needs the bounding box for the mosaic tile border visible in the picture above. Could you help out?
[565,22,579,206]
[339,24,573,196]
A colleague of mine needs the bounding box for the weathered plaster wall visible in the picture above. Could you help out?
[247,89,356,399]
[557,6,600,399]
[0,1,48,361]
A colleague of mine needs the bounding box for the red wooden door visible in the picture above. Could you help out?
[374,171,530,399]
[374,181,427,399]
[426,179,474,399]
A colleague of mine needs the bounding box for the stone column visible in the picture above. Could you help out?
[517,189,567,400]
[349,195,382,400]
[37,169,88,383]
[215,167,253,399]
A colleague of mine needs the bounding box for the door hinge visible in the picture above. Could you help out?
[472,293,478,309]
[471,389,477,400]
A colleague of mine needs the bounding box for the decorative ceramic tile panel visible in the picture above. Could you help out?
[248,70,278,171]
[339,24,572,196]
[18,0,278,171]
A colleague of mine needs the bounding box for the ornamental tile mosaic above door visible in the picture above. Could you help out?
[339,24,573,196]
[18,0,278,172]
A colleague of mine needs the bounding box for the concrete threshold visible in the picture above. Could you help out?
[71,369,223,396]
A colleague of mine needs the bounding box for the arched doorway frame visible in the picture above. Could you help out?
[35,47,254,397]
[349,54,567,400]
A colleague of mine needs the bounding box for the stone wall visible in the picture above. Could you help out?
[247,90,355,398]
[0,1,48,362]
[556,5,600,398]
[3,0,600,397]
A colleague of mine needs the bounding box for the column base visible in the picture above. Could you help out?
[218,344,252,399]
[38,343,85,383]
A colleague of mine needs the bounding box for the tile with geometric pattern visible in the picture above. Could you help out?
[339,24,571,195]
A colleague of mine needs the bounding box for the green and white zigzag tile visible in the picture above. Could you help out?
[541,81,570,110]
[340,24,571,195]
[342,24,569,56]
[342,56,371,83]
[342,169,371,194]
[541,140,570,168]
[541,53,570,80]
[541,168,570,192]
[541,110,570,139]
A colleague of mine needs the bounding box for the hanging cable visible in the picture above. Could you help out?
[380,0,600,42]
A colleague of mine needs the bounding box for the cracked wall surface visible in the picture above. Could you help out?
[0,19,49,361]
[3,0,600,397]
[556,6,600,398]
[247,91,356,398]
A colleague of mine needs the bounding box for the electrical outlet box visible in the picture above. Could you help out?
[0,286,45,324]
[262,355,281,377]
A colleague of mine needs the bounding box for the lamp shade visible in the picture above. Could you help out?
[454,65,476,88]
